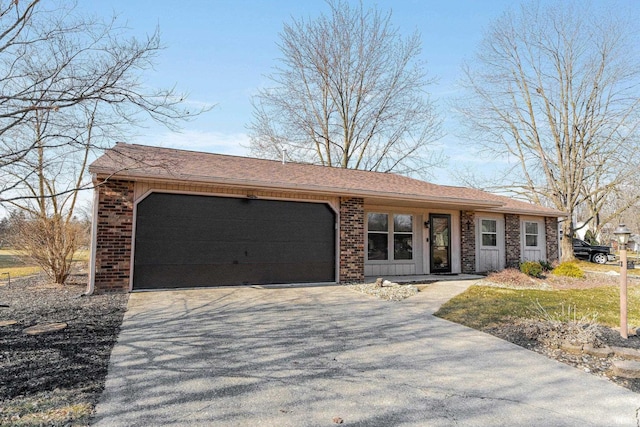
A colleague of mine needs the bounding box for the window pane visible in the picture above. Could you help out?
[368,233,388,260]
[481,219,496,233]
[482,234,497,246]
[368,213,388,231]
[394,214,413,232]
[526,235,538,247]
[525,222,538,235]
[394,234,413,260]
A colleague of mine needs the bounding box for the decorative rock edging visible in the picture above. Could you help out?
[611,346,640,361]
[559,342,584,355]
[583,344,614,358]
[612,361,640,379]
[559,340,640,378]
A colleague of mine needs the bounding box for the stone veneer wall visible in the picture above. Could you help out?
[460,211,476,273]
[505,213,521,268]
[545,216,559,263]
[92,179,134,293]
[339,197,365,283]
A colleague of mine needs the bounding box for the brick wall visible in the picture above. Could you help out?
[545,216,559,263]
[92,179,134,293]
[460,211,476,273]
[339,197,364,283]
[505,214,521,268]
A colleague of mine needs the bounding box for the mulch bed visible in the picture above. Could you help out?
[2,268,640,425]
[486,319,640,392]
[479,268,640,392]
[0,273,128,426]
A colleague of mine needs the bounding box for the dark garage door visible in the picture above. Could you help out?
[133,193,336,290]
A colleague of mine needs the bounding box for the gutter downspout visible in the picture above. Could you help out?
[85,174,100,295]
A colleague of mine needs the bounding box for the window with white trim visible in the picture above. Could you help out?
[393,214,413,260]
[481,219,497,246]
[367,213,413,261]
[367,213,388,260]
[525,221,539,247]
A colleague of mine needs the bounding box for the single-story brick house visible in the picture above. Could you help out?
[87,143,564,293]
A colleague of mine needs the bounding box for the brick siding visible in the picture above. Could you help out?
[460,211,476,273]
[545,216,559,263]
[339,197,364,283]
[92,179,134,293]
[505,214,521,268]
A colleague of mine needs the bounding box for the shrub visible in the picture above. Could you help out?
[520,261,543,278]
[539,260,553,271]
[551,262,585,279]
[527,300,600,347]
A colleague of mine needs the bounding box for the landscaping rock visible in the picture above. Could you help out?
[612,360,640,379]
[611,346,640,361]
[346,282,419,301]
[560,341,583,355]
[23,322,68,335]
[0,320,17,327]
[583,344,613,358]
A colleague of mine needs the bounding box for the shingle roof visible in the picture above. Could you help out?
[89,143,565,217]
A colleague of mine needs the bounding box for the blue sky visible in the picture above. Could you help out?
[76,1,637,184]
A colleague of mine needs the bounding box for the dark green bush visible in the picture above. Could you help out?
[539,260,553,271]
[552,262,585,279]
[520,261,543,278]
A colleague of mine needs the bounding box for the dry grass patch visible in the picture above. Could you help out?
[481,267,635,290]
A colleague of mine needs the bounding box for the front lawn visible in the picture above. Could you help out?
[435,268,640,392]
[435,285,640,330]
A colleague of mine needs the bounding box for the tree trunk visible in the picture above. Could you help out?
[560,220,575,262]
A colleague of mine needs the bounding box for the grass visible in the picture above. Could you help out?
[1,391,93,426]
[0,249,40,279]
[573,259,621,274]
[0,248,88,280]
[435,285,640,330]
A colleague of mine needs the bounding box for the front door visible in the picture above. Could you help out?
[430,214,451,273]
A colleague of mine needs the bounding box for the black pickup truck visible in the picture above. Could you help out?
[572,238,614,264]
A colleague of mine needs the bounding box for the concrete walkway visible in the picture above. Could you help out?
[92,280,640,426]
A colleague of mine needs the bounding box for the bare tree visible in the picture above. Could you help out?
[579,153,640,239]
[0,1,208,283]
[457,1,640,261]
[0,0,203,201]
[248,0,442,177]
[4,106,88,283]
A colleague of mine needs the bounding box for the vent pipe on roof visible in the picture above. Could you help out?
[282,149,287,165]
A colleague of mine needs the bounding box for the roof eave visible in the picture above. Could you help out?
[489,207,567,217]
[91,168,506,210]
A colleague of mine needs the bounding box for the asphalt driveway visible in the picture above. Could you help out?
[92,281,640,426]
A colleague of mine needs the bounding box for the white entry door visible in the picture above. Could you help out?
[477,216,505,272]
[521,218,546,262]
